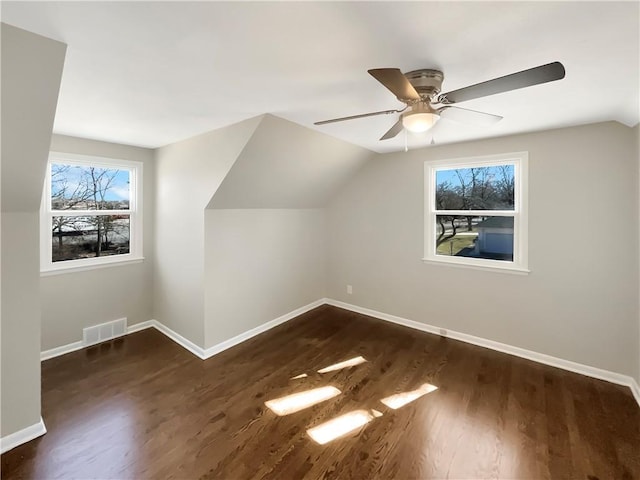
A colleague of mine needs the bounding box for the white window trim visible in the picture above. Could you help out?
[423,151,529,274]
[40,152,144,275]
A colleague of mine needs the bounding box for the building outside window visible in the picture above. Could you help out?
[40,153,143,274]
[424,151,528,273]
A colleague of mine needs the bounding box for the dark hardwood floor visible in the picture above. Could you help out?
[2,305,638,479]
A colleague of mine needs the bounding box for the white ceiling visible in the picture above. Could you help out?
[2,2,638,153]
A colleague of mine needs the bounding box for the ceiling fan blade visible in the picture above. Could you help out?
[314,108,403,126]
[439,62,565,104]
[368,68,420,102]
[438,106,503,126]
[380,119,404,140]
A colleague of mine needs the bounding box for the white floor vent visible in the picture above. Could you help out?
[83,318,127,346]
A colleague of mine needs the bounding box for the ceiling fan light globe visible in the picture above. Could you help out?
[402,112,440,133]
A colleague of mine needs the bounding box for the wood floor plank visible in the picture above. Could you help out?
[2,305,638,479]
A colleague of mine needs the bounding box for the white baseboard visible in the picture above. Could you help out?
[41,321,156,362]
[202,299,326,358]
[40,319,204,361]
[1,417,46,454]
[41,300,325,363]
[326,298,640,408]
[149,320,206,359]
[39,299,639,409]
[127,320,156,334]
[630,379,640,406]
[40,340,84,361]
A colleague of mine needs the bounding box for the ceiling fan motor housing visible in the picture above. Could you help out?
[405,69,444,99]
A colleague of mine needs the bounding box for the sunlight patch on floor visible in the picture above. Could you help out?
[317,356,367,374]
[307,409,378,445]
[265,386,341,416]
[380,383,438,409]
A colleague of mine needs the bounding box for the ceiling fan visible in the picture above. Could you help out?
[314,62,566,140]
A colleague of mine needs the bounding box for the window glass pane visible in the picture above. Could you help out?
[435,215,513,262]
[52,215,130,262]
[435,165,514,210]
[51,163,130,210]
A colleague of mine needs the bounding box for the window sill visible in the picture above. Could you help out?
[41,256,145,276]
[422,257,530,275]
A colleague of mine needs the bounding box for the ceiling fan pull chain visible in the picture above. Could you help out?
[404,129,408,152]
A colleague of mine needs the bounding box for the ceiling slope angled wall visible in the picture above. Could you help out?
[203,115,372,349]
[207,114,374,210]
[1,23,66,440]
[1,23,66,213]
[153,115,263,346]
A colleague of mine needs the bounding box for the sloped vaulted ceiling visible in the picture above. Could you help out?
[1,23,66,213]
[2,2,638,153]
[208,115,373,209]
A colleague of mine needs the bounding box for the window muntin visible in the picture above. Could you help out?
[424,152,528,272]
[41,154,143,273]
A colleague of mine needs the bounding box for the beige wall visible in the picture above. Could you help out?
[40,135,155,351]
[1,24,66,437]
[327,122,639,381]
[3,34,636,447]
[204,209,326,348]
[1,213,42,435]
[636,125,640,383]
[42,120,639,387]
[209,115,372,209]
[153,117,261,346]
[203,115,369,349]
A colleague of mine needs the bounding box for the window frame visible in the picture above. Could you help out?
[423,151,529,274]
[40,152,144,275]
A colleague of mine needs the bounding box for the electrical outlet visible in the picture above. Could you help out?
[347,285,353,295]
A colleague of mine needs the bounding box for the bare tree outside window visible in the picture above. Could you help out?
[50,163,131,262]
[434,165,515,260]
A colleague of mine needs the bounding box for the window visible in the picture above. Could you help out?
[424,151,528,273]
[40,153,143,274]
